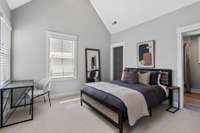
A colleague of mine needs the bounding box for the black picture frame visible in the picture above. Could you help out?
[137,40,155,68]
[85,48,101,83]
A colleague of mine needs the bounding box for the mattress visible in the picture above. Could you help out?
[81,80,167,118]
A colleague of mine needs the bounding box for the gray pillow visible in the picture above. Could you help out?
[121,69,138,84]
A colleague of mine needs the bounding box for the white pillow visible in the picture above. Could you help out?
[157,73,168,96]
[121,71,125,80]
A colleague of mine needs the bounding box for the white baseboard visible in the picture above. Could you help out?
[191,89,200,94]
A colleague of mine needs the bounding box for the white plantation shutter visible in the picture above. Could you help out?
[47,31,77,79]
[0,17,11,86]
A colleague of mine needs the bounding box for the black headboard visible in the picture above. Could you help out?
[124,68,172,87]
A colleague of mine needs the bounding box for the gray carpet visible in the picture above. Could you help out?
[1,97,200,133]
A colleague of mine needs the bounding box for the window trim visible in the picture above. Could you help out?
[0,16,12,87]
[46,31,78,80]
[198,36,200,63]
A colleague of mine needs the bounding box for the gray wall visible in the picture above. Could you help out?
[112,2,200,85]
[184,36,200,89]
[111,2,200,105]
[11,0,110,96]
[0,0,10,24]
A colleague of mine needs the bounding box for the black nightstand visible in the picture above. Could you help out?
[166,86,180,113]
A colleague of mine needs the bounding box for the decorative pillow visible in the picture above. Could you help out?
[138,72,150,85]
[149,72,160,85]
[121,69,138,84]
[159,71,169,86]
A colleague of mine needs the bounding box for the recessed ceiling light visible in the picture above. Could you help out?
[112,21,117,25]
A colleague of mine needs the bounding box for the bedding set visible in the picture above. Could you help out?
[81,68,169,127]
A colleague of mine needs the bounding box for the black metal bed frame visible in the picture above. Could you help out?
[80,68,172,133]
[81,91,124,133]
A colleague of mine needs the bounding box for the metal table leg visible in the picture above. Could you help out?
[1,90,3,128]
[31,86,33,120]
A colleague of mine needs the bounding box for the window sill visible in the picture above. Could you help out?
[51,76,77,81]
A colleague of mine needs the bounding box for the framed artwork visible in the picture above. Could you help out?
[85,48,101,82]
[137,40,155,68]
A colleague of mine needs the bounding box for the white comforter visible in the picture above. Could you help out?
[85,82,149,126]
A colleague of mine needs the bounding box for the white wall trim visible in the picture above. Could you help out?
[191,89,200,94]
[110,42,126,80]
[177,23,200,109]
[46,30,78,80]
[198,37,200,63]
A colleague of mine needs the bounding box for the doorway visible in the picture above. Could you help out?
[183,34,200,111]
[110,42,125,80]
[113,46,123,80]
[177,23,200,109]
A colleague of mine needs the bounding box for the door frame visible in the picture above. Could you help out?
[177,23,200,109]
[110,42,126,80]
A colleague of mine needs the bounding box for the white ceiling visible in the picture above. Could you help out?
[6,0,200,33]
[90,0,200,34]
[7,0,32,10]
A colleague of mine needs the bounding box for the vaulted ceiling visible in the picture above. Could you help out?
[6,0,200,34]
[6,0,32,10]
[90,0,200,34]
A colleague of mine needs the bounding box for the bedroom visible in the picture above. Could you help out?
[0,0,200,133]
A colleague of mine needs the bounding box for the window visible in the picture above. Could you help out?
[47,31,77,79]
[0,17,11,87]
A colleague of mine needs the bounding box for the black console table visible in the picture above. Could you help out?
[166,86,180,113]
[0,80,34,127]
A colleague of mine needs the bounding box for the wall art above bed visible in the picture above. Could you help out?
[137,40,155,68]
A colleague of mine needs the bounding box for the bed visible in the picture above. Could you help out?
[80,68,172,133]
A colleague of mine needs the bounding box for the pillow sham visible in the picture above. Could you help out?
[121,69,138,84]
[138,72,150,85]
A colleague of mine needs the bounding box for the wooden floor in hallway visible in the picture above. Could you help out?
[184,93,200,112]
